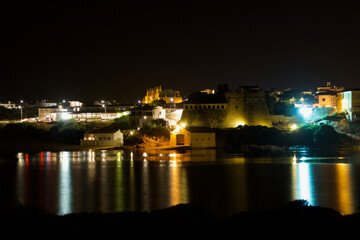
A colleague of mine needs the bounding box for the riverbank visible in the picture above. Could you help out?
[0,200,358,239]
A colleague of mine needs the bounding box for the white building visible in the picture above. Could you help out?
[81,129,124,147]
[152,105,183,127]
[0,101,16,109]
[338,90,360,121]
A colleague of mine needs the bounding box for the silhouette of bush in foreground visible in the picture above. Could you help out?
[0,200,359,240]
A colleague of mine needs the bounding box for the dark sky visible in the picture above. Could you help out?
[1,0,360,103]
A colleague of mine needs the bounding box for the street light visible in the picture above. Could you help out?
[19,99,23,121]
[18,106,22,121]
[170,98,174,112]
[102,104,107,114]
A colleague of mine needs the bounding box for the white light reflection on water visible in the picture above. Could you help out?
[292,161,315,206]
[58,151,72,215]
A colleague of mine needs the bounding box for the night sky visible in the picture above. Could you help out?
[1,1,360,103]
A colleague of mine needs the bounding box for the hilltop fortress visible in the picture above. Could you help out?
[180,86,272,128]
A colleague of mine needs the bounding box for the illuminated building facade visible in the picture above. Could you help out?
[337,89,360,121]
[170,127,216,148]
[81,129,124,147]
[142,85,182,104]
[313,92,337,108]
[180,86,272,128]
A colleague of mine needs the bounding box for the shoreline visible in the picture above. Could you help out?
[0,142,115,154]
[0,142,359,155]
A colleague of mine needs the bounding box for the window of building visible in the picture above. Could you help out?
[190,106,193,110]
[221,105,224,109]
[99,137,102,140]
[322,98,325,102]
[235,106,238,109]
[217,105,220,109]
[108,137,111,140]
[185,106,188,110]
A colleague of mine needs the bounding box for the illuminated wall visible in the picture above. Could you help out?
[339,90,360,121]
[142,86,183,104]
[180,87,272,128]
[142,86,162,104]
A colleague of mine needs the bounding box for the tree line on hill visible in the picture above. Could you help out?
[0,116,357,149]
[222,124,358,149]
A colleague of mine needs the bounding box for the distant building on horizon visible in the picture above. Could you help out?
[81,129,124,147]
[0,101,16,109]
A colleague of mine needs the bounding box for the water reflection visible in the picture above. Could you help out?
[11,149,360,216]
[335,164,355,215]
[291,162,315,206]
[59,151,72,215]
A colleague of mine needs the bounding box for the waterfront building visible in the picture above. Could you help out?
[313,92,337,108]
[180,86,272,128]
[169,126,216,148]
[81,129,124,147]
[337,89,360,121]
[312,82,343,114]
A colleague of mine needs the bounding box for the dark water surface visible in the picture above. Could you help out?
[1,149,360,216]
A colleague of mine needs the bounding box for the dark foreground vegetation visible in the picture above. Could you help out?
[221,124,359,150]
[0,200,359,239]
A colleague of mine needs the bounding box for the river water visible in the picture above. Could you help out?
[1,148,360,216]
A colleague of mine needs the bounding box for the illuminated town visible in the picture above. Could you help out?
[2,1,360,239]
[0,82,359,149]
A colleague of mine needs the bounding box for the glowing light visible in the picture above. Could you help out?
[130,131,134,135]
[292,154,297,163]
[61,112,71,120]
[299,107,312,118]
[342,99,348,110]
[143,152,148,157]
[169,153,177,157]
[290,124,298,131]
[237,121,245,126]
[144,116,147,119]
[181,123,186,128]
